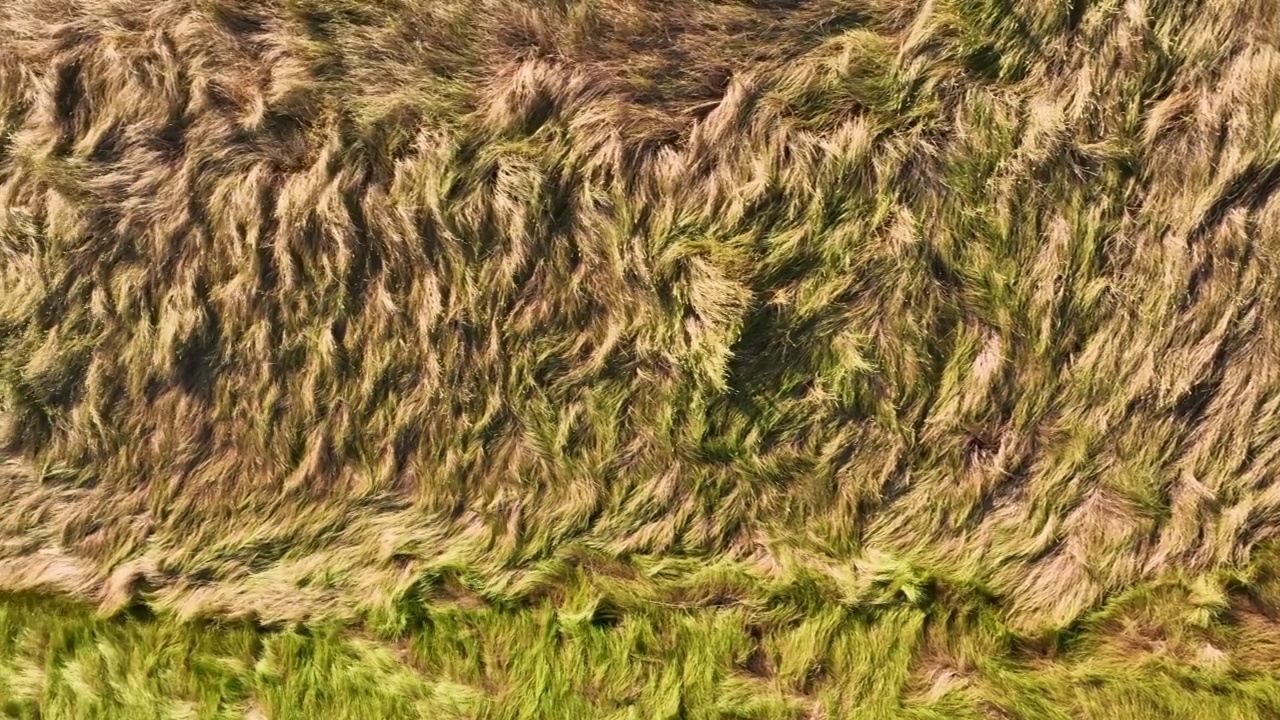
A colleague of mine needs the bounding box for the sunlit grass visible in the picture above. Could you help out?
[2,0,1280,716]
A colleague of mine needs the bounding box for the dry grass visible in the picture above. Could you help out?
[2,0,1280,716]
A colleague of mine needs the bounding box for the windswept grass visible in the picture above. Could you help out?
[7,548,1280,719]
[2,0,1280,716]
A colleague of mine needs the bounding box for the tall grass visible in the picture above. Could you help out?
[2,0,1280,716]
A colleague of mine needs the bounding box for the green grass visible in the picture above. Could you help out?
[2,0,1280,716]
[5,550,1280,719]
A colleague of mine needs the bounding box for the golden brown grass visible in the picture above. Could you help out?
[3,0,1280,717]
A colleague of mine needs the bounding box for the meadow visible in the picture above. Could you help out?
[2,0,1280,716]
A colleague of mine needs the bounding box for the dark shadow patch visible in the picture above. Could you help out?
[259,111,315,170]
[1171,348,1228,428]
[1065,0,1089,32]
[210,4,268,36]
[116,599,158,624]
[586,599,622,629]
[87,125,123,163]
[741,644,773,678]
[189,567,219,587]
[1191,160,1280,244]
[53,61,84,125]
[174,306,222,406]
[1,699,39,718]
[738,623,774,678]
[51,59,90,153]
[963,45,1007,81]
[150,119,188,162]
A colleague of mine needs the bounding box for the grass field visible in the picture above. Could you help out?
[2,0,1280,717]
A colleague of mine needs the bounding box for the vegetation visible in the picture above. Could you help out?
[1,0,1280,716]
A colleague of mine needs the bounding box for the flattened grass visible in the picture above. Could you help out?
[2,0,1280,716]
